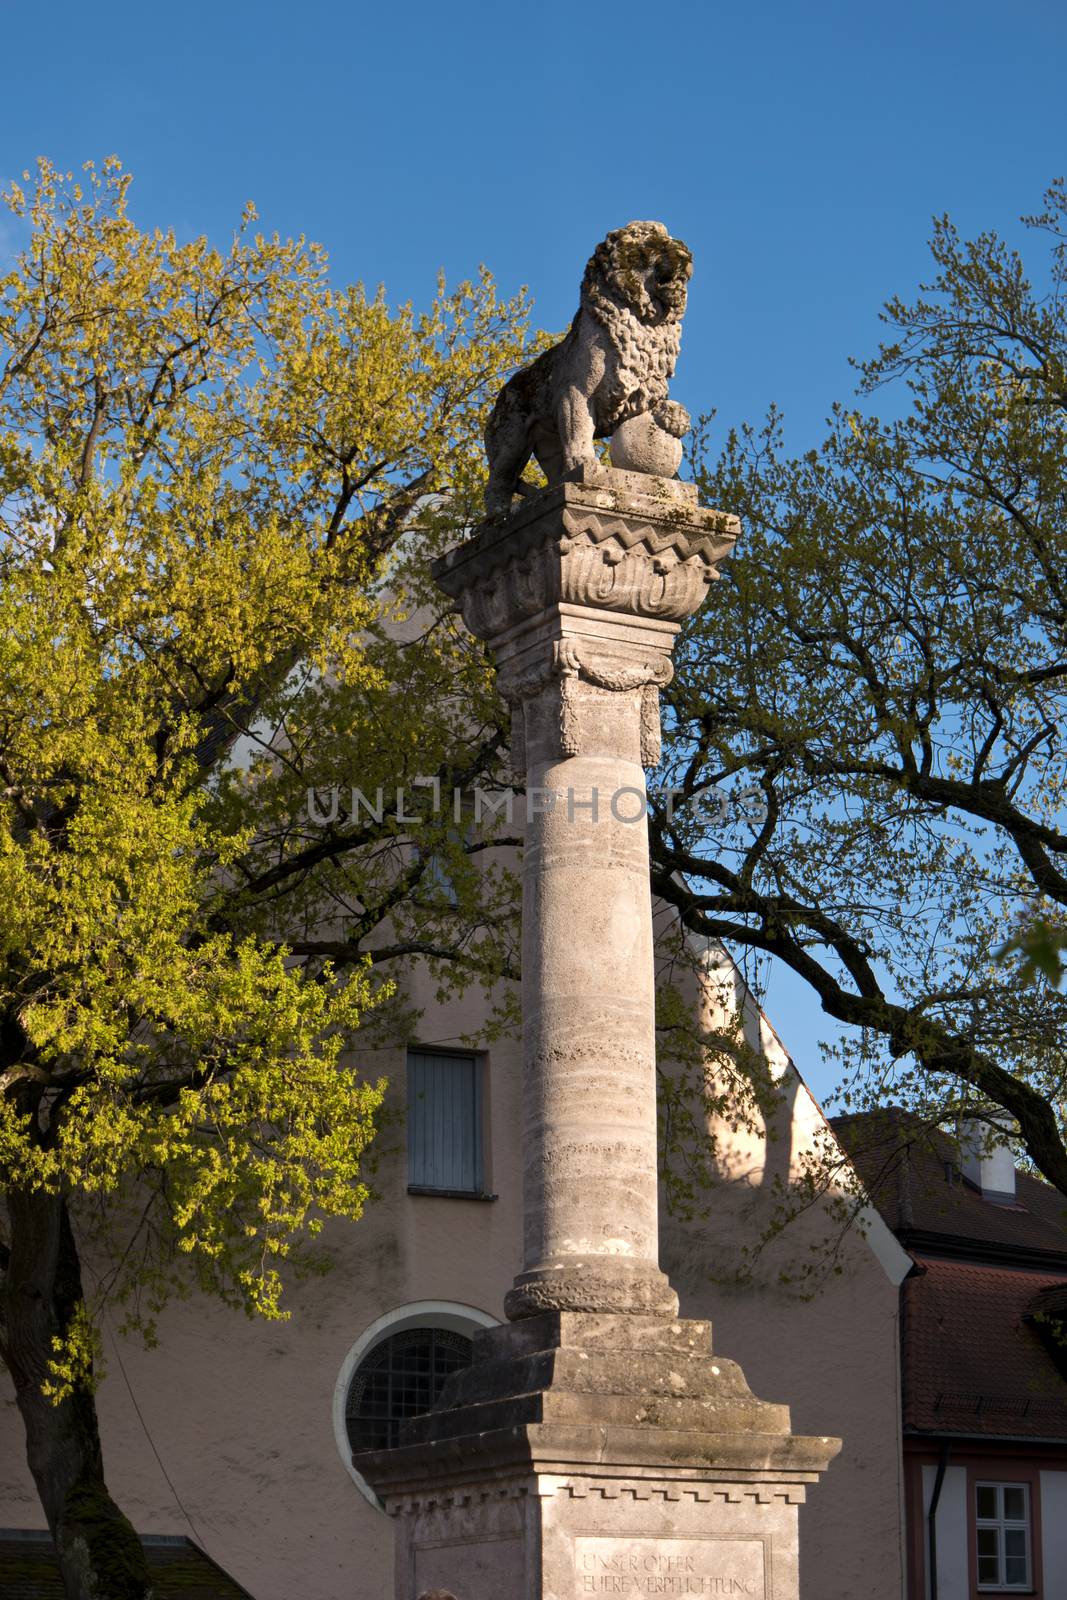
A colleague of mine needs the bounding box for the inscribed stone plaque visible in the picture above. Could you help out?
[574,1536,766,1597]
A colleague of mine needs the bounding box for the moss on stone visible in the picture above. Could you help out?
[63,1480,152,1599]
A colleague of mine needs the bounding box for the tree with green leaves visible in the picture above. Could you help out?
[0,158,527,1599]
[652,181,1067,1199]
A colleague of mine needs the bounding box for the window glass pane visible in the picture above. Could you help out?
[976,1528,999,1558]
[974,1483,1030,1589]
[346,1326,473,1453]
[976,1485,998,1521]
[977,1553,999,1585]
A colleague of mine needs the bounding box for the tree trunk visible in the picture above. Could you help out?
[0,1187,152,1600]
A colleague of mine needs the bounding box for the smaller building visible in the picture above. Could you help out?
[836,1111,1067,1599]
[0,1531,254,1599]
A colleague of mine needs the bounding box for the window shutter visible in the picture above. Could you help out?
[407,1050,484,1193]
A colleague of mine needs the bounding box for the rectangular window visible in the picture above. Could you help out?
[406,1049,485,1195]
[976,1482,1032,1591]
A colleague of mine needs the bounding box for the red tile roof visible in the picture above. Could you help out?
[832,1110,1067,1262]
[903,1257,1067,1439]
[1031,1282,1067,1321]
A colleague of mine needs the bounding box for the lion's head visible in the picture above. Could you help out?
[582,220,692,325]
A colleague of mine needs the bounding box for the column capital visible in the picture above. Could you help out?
[433,470,737,776]
[431,468,738,647]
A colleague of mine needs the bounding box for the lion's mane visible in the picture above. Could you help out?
[580,221,690,435]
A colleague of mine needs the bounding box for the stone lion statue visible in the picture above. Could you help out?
[484,220,692,516]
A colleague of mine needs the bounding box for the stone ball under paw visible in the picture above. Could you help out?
[609,412,684,477]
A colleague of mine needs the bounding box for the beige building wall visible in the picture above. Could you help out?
[658,934,910,1600]
[0,944,910,1600]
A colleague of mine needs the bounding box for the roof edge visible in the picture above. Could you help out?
[680,926,913,1290]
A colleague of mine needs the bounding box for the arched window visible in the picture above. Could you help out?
[345,1325,473,1453]
[333,1301,497,1504]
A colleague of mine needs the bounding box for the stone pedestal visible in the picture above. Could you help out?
[355,469,840,1599]
[358,1312,838,1600]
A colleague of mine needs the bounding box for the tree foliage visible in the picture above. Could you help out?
[652,181,1067,1197]
[0,157,530,1597]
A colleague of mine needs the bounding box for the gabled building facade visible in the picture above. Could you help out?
[837,1112,1067,1599]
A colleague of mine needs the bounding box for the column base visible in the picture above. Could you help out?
[505,1260,679,1320]
[355,1313,840,1600]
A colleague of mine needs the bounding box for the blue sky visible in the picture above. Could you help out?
[3,0,1065,1099]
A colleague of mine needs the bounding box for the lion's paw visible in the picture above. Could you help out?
[652,399,691,439]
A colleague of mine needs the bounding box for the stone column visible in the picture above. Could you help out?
[442,470,732,1322]
[356,466,840,1600]
[511,640,674,1319]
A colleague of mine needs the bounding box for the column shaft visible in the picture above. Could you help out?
[505,677,676,1319]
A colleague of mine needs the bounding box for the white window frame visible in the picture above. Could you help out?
[975,1480,1032,1592]
[332,1300,498,1506]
